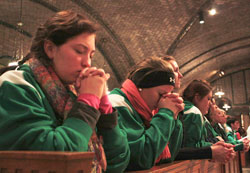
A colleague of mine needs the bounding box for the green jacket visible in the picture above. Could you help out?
[182,101,212,148]
[204,117,220,143]
[109,88,183,171]
[226,126,243,151]
[213,123,228,141]
[0,65,129,173]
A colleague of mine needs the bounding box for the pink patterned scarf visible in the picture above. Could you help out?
[121,79,171,163]
[28,57,106,172]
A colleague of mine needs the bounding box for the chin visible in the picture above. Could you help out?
[63,79,75,85]
[175,84,181,89]
[204,111,208,115]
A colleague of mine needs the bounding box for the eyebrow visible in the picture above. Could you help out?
[75,44,88,49]
[75,44,95,52]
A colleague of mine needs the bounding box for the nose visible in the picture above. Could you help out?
[178,72,183,78]
[81,55,91,68]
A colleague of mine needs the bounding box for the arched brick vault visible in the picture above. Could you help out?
[0,0,250,112]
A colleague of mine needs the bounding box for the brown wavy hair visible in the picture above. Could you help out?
[182,79,212,103]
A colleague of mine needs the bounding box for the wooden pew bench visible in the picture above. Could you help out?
[0,151,94,173]
[128,152,241,173]
[0,151,241,173]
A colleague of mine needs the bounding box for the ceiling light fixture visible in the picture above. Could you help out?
[17,22,23,27]
[218,70,225,77]
[199,11,205,24]
[222,103,231,111]
[215,91,225,98]
[209,9,216,16]
[17,0,23,27]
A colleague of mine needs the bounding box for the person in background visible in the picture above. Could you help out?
[226,118,249,152]
[0,10,130,173]
[205,103,225,143]
[162,56,235,163]
[108,56,184,171]
[182,79,214,148]
[226,118,241,144]
[237,127,247,139]
[210,107,249,152]
[211,107,229,142]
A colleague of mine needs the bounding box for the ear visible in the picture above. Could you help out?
[193,93,201,105]
[44,40,56,59]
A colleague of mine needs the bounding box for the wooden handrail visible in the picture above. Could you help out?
[0,151,242,173]
[0,151,95,173]
[128,152,241,173]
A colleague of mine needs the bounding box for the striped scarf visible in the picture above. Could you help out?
[28,57,106,173]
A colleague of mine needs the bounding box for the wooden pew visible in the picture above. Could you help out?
[128,152,241,173]
[0,151,242,173]
[0,151,94,173]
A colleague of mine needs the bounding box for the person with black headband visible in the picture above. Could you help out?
[162,56,236,163]
[108,56,184,171]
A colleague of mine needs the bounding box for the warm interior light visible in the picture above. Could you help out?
[222,103,231,111]
[209,9,216,16]
[17,22,23,26]
[199,11,205,24]
[215,91,225,98]
[218,70,225,77]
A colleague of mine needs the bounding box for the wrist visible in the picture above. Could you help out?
[99,95,113,114]
[77,93,100,110]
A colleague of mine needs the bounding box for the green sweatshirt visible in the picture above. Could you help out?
[226,126,243,151]
[0,65,129,173]
[203,117,220,143]
[109,88,183,171]
[182,101,212,148]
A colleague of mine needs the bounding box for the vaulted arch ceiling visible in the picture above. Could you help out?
[0,0,250,92]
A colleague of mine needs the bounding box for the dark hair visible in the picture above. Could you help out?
[206,104,221,123]
[226,117,239,127]
[127,56,175,88]
[238,127,246,137]
[0,10,98,75]
[182,79,212,103]
[30,10,98,66]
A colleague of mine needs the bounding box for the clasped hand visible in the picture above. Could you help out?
[158,93,185,119]
[211,141,236,163]
[75,67,110,99]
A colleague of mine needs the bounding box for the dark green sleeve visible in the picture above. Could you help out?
[0,80,97,151]
[168,119,183,160]
[116,106,176,171]
[175,146,212,160]
[182,113,211,148]
[160,119,183,163]
[205,121,219,137]
[227,131,243,146]
[96,109,130,173]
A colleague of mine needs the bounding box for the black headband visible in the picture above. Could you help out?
[136,71,175,88]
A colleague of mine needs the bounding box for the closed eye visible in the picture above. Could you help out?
[75,49,83,54]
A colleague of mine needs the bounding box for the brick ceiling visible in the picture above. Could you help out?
[0,0,250,91]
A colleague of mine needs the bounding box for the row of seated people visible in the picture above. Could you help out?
[204,104,249,152]
[0,10,249,173]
